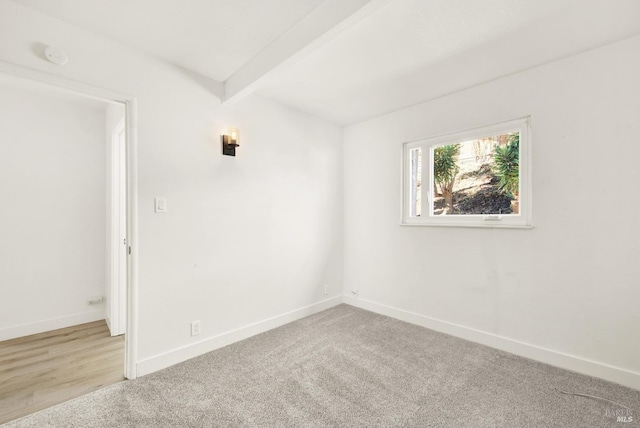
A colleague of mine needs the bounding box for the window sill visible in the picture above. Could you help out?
[399,221,533,229]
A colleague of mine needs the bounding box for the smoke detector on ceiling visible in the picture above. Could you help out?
[44,46,69,65]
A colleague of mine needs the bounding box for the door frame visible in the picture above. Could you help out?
[0,60,140,379]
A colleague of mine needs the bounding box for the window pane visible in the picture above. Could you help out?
[432,132,519,216]
[409,148,422,217]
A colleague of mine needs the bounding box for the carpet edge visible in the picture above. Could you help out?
[343,295,640,391]
[136,296,343,377]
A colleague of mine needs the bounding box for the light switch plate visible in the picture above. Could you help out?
[154,197,167,213]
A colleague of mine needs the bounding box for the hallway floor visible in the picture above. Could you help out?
[0,321,125,424]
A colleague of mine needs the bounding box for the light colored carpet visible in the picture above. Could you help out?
[3,304,638,427]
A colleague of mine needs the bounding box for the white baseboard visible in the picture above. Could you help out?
[136,296,343,377]
[343,295,640,391]
[0,310,106,341]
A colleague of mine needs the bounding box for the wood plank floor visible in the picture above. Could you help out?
[0,320,125,424]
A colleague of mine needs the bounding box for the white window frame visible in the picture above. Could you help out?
[401,117,532,229]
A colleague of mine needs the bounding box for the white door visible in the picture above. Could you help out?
[110,119,126,336]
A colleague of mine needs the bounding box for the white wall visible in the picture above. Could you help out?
[0,1,343,371]
[343,36,640,388]
[0,83,107,340]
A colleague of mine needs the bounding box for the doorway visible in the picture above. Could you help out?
[0,63,138,422]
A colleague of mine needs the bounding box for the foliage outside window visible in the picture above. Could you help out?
[402,117,531,228]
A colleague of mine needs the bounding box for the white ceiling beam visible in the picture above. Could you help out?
[223,0,392,103]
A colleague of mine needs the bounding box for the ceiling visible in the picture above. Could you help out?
[9,0,640,125]
[9,0,325,81]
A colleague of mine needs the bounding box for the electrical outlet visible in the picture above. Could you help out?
[191,320,201,336]
[88,296,104,305]
[351,289,359,298]
[324,284,329,295]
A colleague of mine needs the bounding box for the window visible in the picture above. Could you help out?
[402,117,531,228]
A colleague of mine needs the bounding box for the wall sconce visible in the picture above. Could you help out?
[222,127,239,156]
